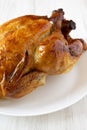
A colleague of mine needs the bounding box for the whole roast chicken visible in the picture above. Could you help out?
[0,9,86,98]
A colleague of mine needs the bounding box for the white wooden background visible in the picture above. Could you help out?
[0,0,87,129]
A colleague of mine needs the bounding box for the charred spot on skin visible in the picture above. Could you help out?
[52,9,64,15]
[62,20,76,30]
[69,47,75,56]
[68,20,76,30]
[62,20,76,38]
[69,42,83,56]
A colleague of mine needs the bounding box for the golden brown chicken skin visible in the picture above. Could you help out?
[0,9,86,98]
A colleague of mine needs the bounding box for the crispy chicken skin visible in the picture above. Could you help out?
[0,9,86,98]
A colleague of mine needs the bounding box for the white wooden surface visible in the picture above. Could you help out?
[0,0,87,129]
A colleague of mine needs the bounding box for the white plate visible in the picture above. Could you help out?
[0,0,87,116]
[0,52,87,116]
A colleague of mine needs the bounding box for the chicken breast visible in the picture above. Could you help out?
[0,9,86,98]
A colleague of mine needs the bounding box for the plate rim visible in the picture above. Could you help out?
[0,90,87,117]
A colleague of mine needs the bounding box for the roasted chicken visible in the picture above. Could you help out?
[0,9,86,98]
